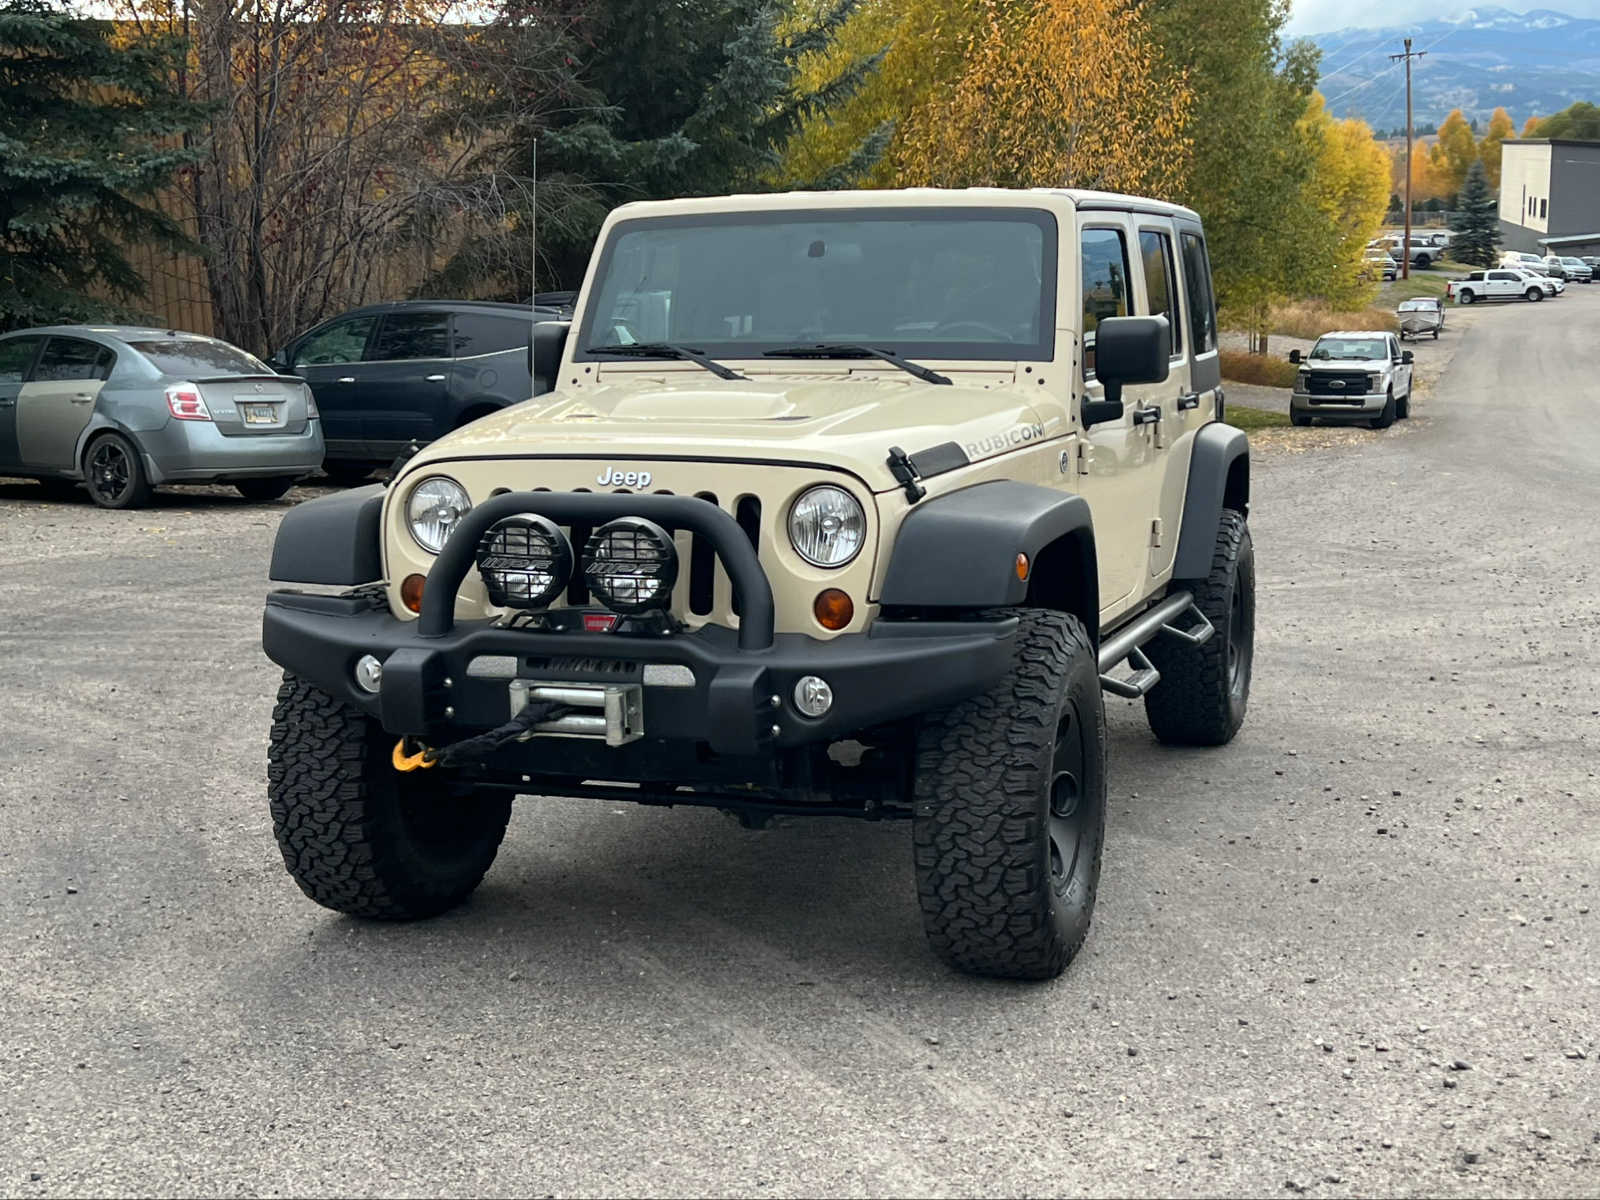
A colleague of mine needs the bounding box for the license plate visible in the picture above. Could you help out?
[240,401,278,425]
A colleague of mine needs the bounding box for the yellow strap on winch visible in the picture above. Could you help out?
[392,738,436,772]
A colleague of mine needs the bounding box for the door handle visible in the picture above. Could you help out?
[336,376,356,384]
[1176,392,1201,411]
[1131,405,1162,426]
[425,374,447,382]
[71,394,94,404]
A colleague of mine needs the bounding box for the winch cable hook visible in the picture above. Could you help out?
[392,699,572,773]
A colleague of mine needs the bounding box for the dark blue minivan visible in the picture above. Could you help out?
[271,300,568,481]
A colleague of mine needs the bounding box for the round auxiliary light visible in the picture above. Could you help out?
[583,517,679,613]
[793,675,833,718]
[406,475,472,554]
[354,654,384,693]
[476,514,572,609]
[789,485,865,568]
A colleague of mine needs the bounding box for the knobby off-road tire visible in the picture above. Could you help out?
[1143,509,1254,747]
[267,673,512,919]
[1369,389,1397,430]
[912,609,1107,981]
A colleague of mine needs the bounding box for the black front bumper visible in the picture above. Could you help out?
[263,591,1017,760]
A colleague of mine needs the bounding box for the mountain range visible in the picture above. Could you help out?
[1306,7,1600,131]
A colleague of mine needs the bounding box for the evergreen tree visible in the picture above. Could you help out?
[432,0,883,292]
[0,1,206,330]
[1450,160,1499,268]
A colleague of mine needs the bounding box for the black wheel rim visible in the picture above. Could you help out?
[1228,570,1253,700]
[1048,702,1087,896]
[89,441,130,503]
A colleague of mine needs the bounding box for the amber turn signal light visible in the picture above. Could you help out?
[400,573,426,613]
[813,588,854,630]
[1015,553,1030,581]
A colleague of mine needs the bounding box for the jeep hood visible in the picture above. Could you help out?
[408,376,1057,493]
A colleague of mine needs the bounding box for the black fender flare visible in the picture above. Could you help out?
[1173,422,1249,581]
[268,484,385,585]
[879,480,1098,638]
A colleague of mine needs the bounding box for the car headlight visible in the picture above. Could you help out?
[1296,369,1310,389]
[1369,373,1384,391]
[788,485,865,568]
[405,475,472,554]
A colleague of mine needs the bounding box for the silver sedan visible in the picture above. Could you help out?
[0,325,324,508]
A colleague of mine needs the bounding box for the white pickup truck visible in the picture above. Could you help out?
[1447,269,1556,304]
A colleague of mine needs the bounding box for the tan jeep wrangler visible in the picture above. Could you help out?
[263,188,1253,980]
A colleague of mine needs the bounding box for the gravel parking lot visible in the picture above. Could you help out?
[2,290,1597,1197]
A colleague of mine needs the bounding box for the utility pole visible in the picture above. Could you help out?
[1390,38,1428,280]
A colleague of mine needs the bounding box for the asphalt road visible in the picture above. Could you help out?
[3,290,1597,1197]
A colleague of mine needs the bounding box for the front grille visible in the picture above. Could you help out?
[1307,371,1370,397]
[551,487,762,622]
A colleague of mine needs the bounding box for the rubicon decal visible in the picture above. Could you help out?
[965,423,1045,459]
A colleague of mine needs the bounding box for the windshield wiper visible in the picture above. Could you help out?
[585,342,746,381]
[762,343,952,386]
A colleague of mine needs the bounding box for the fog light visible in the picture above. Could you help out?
[793,675,833,718]
[354,654,384,693]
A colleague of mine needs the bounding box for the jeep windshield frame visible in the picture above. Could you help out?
[572,206,1059,366]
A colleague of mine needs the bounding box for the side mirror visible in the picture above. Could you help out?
[1288,349,1302,365]
[1401,350,1414,364]
[1085,316,1170,426]
[267,349,289,373]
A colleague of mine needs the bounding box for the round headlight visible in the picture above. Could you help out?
[405,476,471,554]
[476,514,572,609]
[788,485,865,568]
[583,517,678,613]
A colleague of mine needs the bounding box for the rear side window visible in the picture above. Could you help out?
[1179,232,1218,354]
[295,316,376,367]
[35,338,114,382]
[1080,227,1130,377]
[371,312,450,361]
[452,313,532,357]
[1138,230,1182,356]
[0,336,42,383]
[130,340,268,377]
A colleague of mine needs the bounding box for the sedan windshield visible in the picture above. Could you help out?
[130,339,271,377]
[1310,338,1386,361]
[576,209,1057,362]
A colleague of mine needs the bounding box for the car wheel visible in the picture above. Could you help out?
[1432,329,1440,339]
[1416,255,1432,269]
[1527,288,1543,302]
[1369,389,1397,430]
[1458,291,1474,305]
[1398,391,1411,420]
[268,673,513,919]
[235,476,297,503]
[1290,411,1311,427]
[1143,509,1254,747]
[83,432,154,509]
[911,608,1106,980]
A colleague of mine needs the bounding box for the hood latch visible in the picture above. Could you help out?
[886,446,926,503]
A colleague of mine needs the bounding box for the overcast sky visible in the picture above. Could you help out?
[1286,1,1600,34]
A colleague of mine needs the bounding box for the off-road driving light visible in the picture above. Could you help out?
[354,654,384,693]
[406,475,472,554]
[788,485,865,567]
[583,517,678,613]
[793,675,833,718]
[475,514,572,609]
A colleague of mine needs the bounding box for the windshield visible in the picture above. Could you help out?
[1310,337,1386,361]
[576,209,1057,362]
[130,339,271,377]
[1398,299,1437,311]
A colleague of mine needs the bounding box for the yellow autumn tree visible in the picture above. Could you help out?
[1295,93,1391,306]
[1478,106,1515,189]
[1431,108,1479,196]
[893,0,1192,197]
